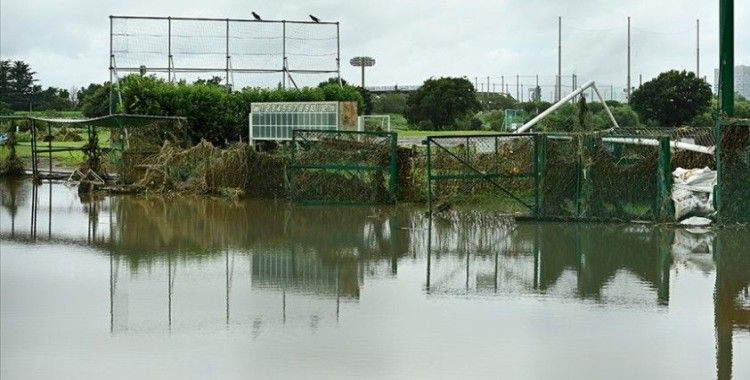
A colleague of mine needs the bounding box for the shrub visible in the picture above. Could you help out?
[116,75,363,146]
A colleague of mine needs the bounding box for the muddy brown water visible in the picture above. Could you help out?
[0,178,748,379]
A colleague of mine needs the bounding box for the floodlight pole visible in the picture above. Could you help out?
[350,56,375,89]
[109,16,113,115]
[361,63,365,88]
[557,16,561,102]
[696,19,700,78]
[627,16,631,102]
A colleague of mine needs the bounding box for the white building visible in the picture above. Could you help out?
[714,65,750,99]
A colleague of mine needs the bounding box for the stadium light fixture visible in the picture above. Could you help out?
[349,56,375,88]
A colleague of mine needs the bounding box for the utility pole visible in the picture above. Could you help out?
[696,19,700,78]
[627,16,631,102]
[501,75,505,95]
[475,77,478,91]
[487,76,490,96]
[639,74,642,87]
[516,74,520,101]
[557,16,562,102]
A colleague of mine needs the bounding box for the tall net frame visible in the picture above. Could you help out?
[109,15,341,97]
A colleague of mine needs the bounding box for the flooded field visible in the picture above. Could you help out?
[1,178,748,379]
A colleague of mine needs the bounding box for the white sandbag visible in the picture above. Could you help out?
[679,216,713,226]
[672,167,716,221]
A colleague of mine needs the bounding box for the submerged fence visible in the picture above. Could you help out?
[0,115,187,183]
[426,134,540,217]
[425,128,718,222]
[290,129,398,205]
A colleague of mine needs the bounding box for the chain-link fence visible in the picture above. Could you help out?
[0,115,187,183]
[426,134,540,216]
[290,129,398,205]
[716,118,750,223]
[539,132,673,221]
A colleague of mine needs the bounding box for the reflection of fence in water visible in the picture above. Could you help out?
[425,218,675,306]
[110,250,353,333]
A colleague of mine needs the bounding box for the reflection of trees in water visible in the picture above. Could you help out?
[110,196,418,266]
[537,224,671,303]
[0,178,30,236]
[427,219,672,304]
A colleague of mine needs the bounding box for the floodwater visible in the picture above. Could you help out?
[0,179,748,380]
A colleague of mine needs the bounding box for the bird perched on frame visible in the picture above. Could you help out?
[309,14,320,23]
[252,12,262,21]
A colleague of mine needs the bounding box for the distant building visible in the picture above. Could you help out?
[714,65,750,99]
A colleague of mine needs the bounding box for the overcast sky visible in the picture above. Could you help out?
[1,0,748,98]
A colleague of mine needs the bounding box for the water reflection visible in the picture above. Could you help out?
[1,179,748,379]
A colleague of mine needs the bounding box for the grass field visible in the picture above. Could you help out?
[387,113,503,138]
[1,129,111,168]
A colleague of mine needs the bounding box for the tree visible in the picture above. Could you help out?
[194,76,224,86]
[405,77,480,129]
[318,77,371,114]
[630,70,712,127]
[372,93,408,114]
[79,82,111,117]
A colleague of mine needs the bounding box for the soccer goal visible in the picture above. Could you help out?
[357,115,391,132]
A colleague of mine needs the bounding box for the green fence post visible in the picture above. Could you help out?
[290,130,297,202]
[713,119,723,219]
[426,137,433,215]
[534,134,547,219]
[388,132,398,203]
[656,136,673,222]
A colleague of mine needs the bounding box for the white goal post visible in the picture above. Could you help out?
[357,115,391,132]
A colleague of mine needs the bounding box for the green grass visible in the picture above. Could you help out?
[386,113,504,138]
[2,130,113,168]
[13,110,84,119]
[396,129,502,138]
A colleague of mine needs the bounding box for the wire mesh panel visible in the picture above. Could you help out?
[539,135,579,218]
[284,22,339,73]
[539,132,673,222]
[716,119,750,223]
[111,17,169,70]
[110,16,340,88]
[290,130,397,205]
[588,136,664,221]
[426,134,539,216]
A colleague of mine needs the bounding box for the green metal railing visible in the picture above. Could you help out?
[290,129,398,205]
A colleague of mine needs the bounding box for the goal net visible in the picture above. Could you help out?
[357,115,391,132]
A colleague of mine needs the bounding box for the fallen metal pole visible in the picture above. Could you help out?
[516,80,596,133]
[602,137,714,155]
